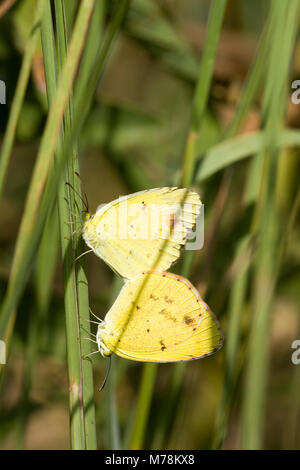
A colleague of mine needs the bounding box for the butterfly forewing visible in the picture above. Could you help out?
[83,188,201,279]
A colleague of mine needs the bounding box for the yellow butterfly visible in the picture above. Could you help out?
[94,271,223,363]
[82,187,201,279]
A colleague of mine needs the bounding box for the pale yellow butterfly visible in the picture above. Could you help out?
[94,271,223,363]
[82,187,201,279]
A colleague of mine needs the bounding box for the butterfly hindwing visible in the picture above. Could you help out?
[98,271,223,363]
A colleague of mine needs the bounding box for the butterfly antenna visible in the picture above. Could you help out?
[99,356,111,392]
[83,191,89,214]
[65,181,89,213]
[75,171,89,214]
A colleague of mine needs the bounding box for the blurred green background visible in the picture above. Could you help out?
[0,0,300,450]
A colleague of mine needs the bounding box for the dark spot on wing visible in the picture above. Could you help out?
[184,315,193,325]
[150,293,158,301]
[159,308,167,315]
[147,329,150,333]
[160,340,166,351]
[159,308,177,323]
[131,301,141,311]
[164,296,174,304]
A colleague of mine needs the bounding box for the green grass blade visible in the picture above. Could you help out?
[181,0,228,187]
[0,0,96,338]
[0,4,96,448]
[74,0,130,118]
[42,0,97,449]
[106,275,124,450]
[128,0,227,450]
[242,0,300,449]
[46,0,100,449]
[197,129,300,182]
[0,0,44,199]
[152,362,185,449]
[212,235,251,449]
[125,0,198,82]
[0,0,130,345]
[225,11,274,138]
[14,206,59,449]
[163,0,227,447]
[0,2,130,446]
[107,356,121,450]
[53,0,97,449]
[74,0,106,104]
[129,363,158,450]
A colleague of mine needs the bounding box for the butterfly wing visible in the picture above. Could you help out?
[83,188,201,279]
[99,271,223,363]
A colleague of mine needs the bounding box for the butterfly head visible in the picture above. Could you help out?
[83,211,91,222]
[96,323,112,358]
